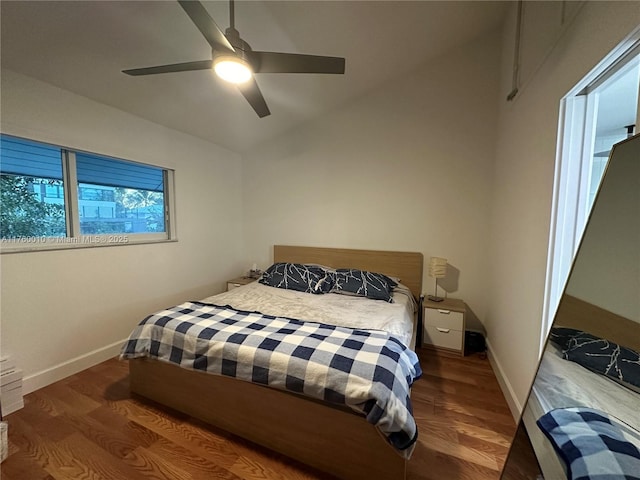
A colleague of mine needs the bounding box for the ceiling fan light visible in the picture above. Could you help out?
[213,56,252,84]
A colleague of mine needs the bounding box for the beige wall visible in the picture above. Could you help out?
[487,1,640,415]
[0,71,244,393]
[241,31,502,332]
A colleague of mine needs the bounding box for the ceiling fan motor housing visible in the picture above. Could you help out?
[223,27,252,58]
[219,27,261,73]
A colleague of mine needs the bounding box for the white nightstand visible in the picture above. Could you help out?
[422,297,466,356]
[226,276,257,291]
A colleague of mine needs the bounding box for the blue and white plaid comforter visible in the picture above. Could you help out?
[120,301,422,456]
[537,407,640,480]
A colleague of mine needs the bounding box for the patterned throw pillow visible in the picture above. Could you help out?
[259,263,334,294]
[549,327,583,350]
[331,268,397,302]
[550,327,640,393]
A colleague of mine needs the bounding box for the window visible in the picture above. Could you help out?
[587,56,639,207]
[75,153,166,235]
[0,134,176,252]
[541,30,640,352]
[0,136,67,238]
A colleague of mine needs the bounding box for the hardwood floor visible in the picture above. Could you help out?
[1,349,516,480]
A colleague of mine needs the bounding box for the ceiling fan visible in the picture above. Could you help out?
[122,0,346,118]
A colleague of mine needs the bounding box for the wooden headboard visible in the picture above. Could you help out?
[273,245,423,300]
[554,294,640,352]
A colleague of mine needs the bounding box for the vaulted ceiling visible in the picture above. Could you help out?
[1,1,509,152]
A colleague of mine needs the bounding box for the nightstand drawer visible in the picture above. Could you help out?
[226,276,257,292]
[423,325,463,351]
[424,308,464,331]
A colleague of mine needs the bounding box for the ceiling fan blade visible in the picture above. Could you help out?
[177,0,234,54]
[123,60,213,76]
[248,51,345,74]
[237,78,271,118]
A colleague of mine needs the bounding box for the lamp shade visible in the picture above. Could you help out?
[428,257,448,278]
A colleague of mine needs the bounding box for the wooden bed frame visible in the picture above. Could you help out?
[554,294,640,351]
[128,245,423,480]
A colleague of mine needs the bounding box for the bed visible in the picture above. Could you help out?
[121,245,423,480]
[522,295,640,479]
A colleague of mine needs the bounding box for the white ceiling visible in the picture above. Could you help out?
[1,1,510,153]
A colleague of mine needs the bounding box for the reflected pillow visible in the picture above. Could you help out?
[259,263,334,294]
[331,268,397,302]
[550,327,640,393]
[549,327,583,350]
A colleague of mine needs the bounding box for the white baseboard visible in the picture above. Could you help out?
[486,337,522,422]
[2,398,24,416]
[22,339,127,396]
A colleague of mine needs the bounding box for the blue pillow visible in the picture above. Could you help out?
[550,327,640,393]
[259,263,334,294]
[549,327,583,350]
[331,269,397,302]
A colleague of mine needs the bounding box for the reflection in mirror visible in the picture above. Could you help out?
[501,133,640,480]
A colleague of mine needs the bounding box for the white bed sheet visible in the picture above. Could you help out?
[201,281,416,348]
[532,342,640,431]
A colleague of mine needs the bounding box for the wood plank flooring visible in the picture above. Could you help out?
[1,349,516,480]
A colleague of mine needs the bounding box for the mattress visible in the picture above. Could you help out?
[203,280,417,348]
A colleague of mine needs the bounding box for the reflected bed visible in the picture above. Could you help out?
[522,296,640,480]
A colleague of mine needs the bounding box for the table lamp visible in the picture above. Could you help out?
[427,256,447,302]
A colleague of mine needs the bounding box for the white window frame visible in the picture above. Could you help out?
[0,136,177,254]
[541,28,640,353]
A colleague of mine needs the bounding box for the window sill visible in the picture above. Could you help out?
[0,236,178,254]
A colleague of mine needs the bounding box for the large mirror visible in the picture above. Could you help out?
[501,133,640,479]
